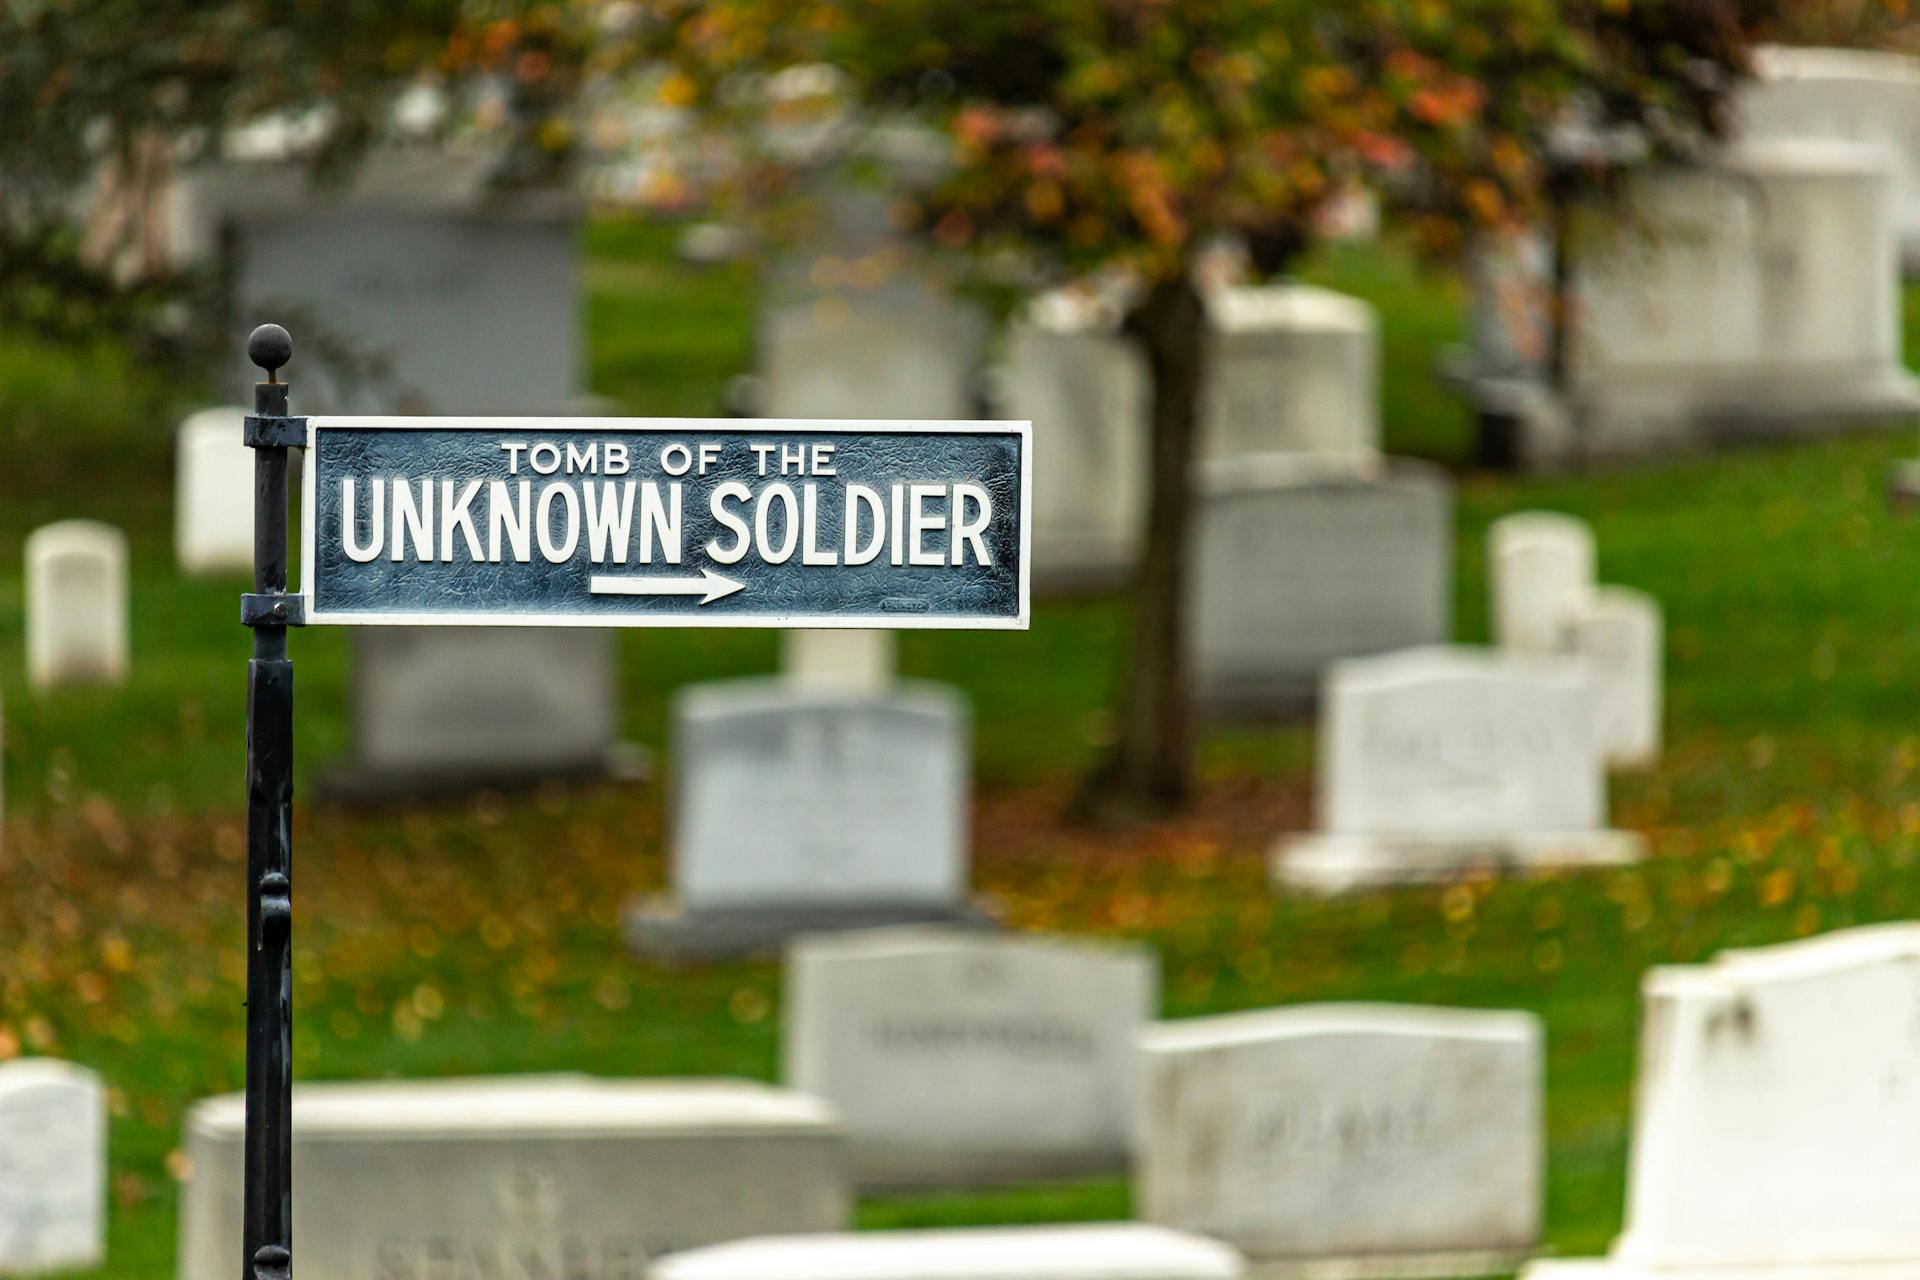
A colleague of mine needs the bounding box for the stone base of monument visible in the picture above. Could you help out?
[1272,830,1646,895]
[1522,1261,1920,1280]
[624,897,999,962]
[1464,369,1920,472]
[315,741,650,806]
[1248,1248,1533,1280]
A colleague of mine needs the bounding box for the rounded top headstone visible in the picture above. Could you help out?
[247,324,292,375]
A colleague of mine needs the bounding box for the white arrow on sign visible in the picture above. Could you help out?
[588,568,746,605]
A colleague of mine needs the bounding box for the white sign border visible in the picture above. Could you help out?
[298,415,1034,631]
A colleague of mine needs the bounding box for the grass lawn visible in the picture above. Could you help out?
[3,219,1920,1279]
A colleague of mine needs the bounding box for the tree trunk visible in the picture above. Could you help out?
[1079,272,1208,820]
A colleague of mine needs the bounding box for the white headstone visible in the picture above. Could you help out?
[1457,143,1920,467]
[652,1224,1247,1280]
[342,627,621,789]
[1274,647,1642,893]
[1572,144,1908,394]
[0,1059,107,1275]
[1740,46,1920,271]
[783,927,1155,1185]
[1562,586,1663,769]
[1002,288,1150,587]
[1137,1005,1542,1272]
[1201,284,1380,464]
[25,520,130,691]
[1524,924,1920,1280]
[1189,455,1453,712]
[782,631,896,695]
[758,278,987,421]
[667,681,968,913]
[174,406,256,575]
[176,1076,850,1280]
[1489,512,1596,655]
[183,150,585,414]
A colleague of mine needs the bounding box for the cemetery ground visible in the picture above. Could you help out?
[4,222,1920,1280]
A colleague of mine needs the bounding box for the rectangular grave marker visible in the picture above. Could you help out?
[1138,1005,1543,1276]
[1272,646,1643,892]
[1524,924,1920,1280]
[652,1224,1246,1280]
[178,1077,850,1280]
[25,520,130,691]
[0,1059,107,1275]
[784,927,1155,1185]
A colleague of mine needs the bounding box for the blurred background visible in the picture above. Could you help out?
[6,2,1920,1279]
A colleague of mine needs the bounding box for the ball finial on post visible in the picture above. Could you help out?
[248,324,293,380]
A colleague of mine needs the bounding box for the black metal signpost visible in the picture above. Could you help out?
[235,324,1030,1280]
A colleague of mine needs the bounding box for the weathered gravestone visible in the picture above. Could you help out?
[175,406,258,576]
[1188,455,1453,714]
[627,681,974,957]
[1740,45,1920,273]
[25,520,129,691]
[1201,284,1380,464]
[1137,1005,1543,1278]
[781,630,896,695]
[328,626,629,799]
[756,275,988,422]
[0,1059,107,1275]
[1489,512,1595,657]
[177,1076,850,1280]
[783,927,1155,1186]
[999,287,1150,589]
[652,1223,1247,1280]
[1272,648,1643,894]
[1524,924,1920,1280]
[183,148,623,796]
[175,151,585,415]
[1454,142,1920,468]
[1562,587,1663,770]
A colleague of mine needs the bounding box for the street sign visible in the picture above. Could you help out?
[299,416,1031,629]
